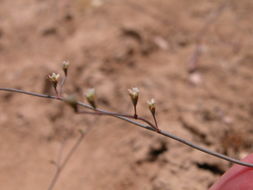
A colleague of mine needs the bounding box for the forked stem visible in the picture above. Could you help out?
[47,128,91,190]
[77,109,159,132]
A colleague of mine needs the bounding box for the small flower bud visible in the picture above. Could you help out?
[85,88,96,109]
[147,98,156,115]
[128,87,139,107]
[48,72,60,83]
[63,95,78,112]
[48,73,60,89]
[62,61,70,76]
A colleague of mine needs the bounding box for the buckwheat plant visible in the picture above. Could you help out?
[1,61,253,190]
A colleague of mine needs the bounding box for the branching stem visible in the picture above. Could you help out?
[78,109,158,132]
[47,128,91,190]
[1,87,253,168]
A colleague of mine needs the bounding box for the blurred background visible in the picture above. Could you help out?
[0,0,253,189]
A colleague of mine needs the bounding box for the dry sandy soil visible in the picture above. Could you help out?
[0,0,253,189]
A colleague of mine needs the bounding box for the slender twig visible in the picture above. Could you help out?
[78,109,158,132]
[133,105,137,119]
[56,137,67,168]
[152,114,159,131]
[1,87,253,168]
[59,76,66,96]
[47,128,91,190]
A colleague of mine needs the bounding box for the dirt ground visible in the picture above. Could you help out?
[0,0,253,189]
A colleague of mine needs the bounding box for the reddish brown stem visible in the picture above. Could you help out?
[78,110,159,132]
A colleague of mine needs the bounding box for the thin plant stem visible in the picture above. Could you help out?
[78,109,158,132]
[1,87,253,168]
[47,128,91,190]
[134,105,137,119]
[59,75,66,96]
[56,137,67,168]
[151,114,159,131]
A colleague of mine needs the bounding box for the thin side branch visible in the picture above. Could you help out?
[1,87,253,168]
[47,128,91,190]
[77,109,159,132]
[59,76,66,96]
